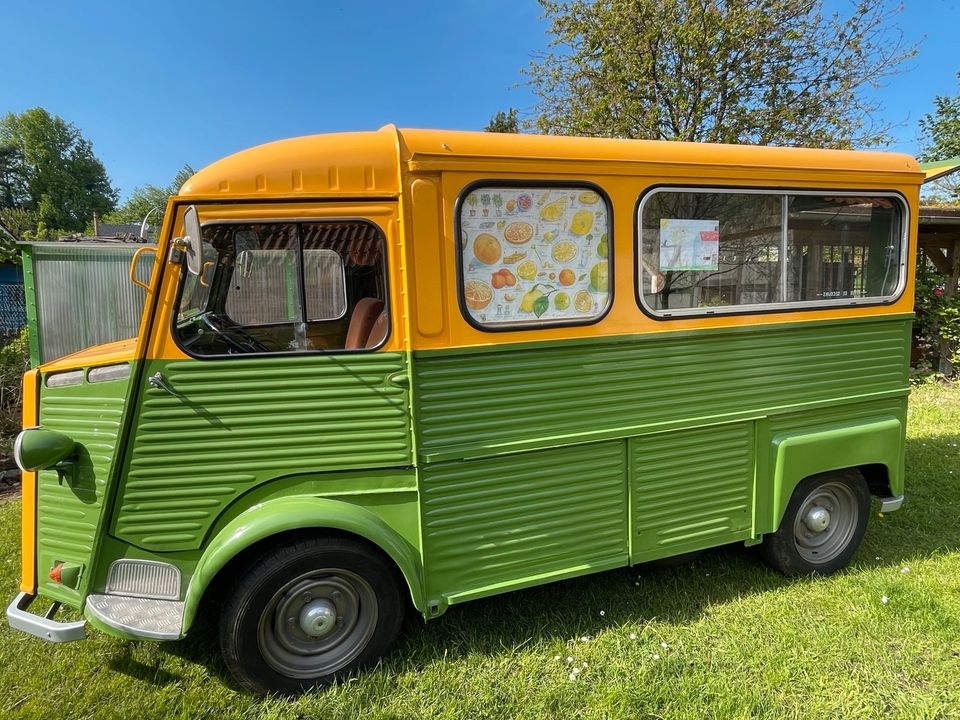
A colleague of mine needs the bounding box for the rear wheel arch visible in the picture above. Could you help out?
[770,417,903,529]
[181,496,425,633]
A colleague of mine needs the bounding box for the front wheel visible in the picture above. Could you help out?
[219,536,404,696]
[761,470,870,577]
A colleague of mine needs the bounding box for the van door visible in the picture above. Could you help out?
[109,203,414,553]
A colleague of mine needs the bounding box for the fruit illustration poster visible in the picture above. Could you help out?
[658,219,720,271]
[460,187,610,326]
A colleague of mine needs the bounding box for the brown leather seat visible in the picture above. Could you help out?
[365,312,388,349]
[345,298,384,349]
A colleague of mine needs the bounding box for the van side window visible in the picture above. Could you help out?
[174,220,388,355]
[638,189,904,316]
[457,185,612,329]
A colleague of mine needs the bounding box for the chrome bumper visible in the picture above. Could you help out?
[879,495,905,513]
[5,592,86,642]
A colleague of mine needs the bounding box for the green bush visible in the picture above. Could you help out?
[0,328,29,460]
[913,261,960,375]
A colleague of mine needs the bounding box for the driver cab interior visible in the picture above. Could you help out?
[174,219,389,356]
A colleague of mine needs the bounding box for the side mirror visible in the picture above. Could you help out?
[181,206,202,275]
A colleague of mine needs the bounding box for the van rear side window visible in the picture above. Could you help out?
[638,189,905,317]
[457,184,612,329]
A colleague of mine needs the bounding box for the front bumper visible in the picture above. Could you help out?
[5,592,86,642]
[879,495,905,513]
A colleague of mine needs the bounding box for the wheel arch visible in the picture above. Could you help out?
[770,416,904,530]
[180,496,425,633]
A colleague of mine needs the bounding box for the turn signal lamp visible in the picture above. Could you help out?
[13,427,75,472]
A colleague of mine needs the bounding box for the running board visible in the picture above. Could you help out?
[86,594,184,640]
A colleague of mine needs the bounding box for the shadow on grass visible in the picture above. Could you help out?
[153,431,960,691]
[108,644,183,687]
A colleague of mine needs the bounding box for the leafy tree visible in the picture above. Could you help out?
[0,107,117,235]
[485,108,520,133]
[525,0,915,148]
[0,144,27,208]
[103,164,195,236]
[919,72,960,202]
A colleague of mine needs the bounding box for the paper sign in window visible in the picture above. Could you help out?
[659,219,720,271]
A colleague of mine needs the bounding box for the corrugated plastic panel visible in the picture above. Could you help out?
[30,244,154,363]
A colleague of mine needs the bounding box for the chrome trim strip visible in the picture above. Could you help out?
[5,592,86,643]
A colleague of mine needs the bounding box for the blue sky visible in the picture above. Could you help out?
[3,0,958,202]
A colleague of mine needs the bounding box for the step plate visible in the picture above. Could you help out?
[86,594,183,640]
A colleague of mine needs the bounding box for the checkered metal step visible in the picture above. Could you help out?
[86,594,184,640]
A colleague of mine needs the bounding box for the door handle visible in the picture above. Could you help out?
[148,372,178,396]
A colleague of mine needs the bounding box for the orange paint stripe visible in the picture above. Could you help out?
[19,368,38,594]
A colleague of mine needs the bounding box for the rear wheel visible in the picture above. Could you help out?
[761,470,870,577]
[219,536,404,696]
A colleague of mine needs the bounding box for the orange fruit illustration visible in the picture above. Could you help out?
[503,221,534,245]
[558,268,576,286]
[473,233,502,265]
[464,280,493,310]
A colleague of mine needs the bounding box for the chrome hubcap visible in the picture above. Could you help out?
[803,506,831,533]
[299,598,338,637]
[792,481,858,564]
[257,569,378,679]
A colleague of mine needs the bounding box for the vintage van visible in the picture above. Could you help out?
[7,126,921,694]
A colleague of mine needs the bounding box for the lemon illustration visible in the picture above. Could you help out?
[517,260,537,280]
[574,290,593,313]
[520,288,544,313]
[554,291,570,311]
[543,230,555,242]
[552,241,578,263]
[578,191,600,204]
[589,262,609,293]
[539,198,568,222]
[597,232,608,258]
[570,209,593,236]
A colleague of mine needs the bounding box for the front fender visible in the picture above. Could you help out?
[770,416,904,529]
[181,496,425,632]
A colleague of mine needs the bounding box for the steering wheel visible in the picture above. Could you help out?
[200,313,271,354]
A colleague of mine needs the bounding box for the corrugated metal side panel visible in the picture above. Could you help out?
[35,379,127,605]
[631,422,754,561]
[31,245,154,363]
[112,353,413,551]
[412,318,910,458]
[421,441,628,600]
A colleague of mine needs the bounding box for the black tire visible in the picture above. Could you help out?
[760,469,870,577]
[219,536,404,696]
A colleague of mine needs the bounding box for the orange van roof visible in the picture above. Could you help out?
[178,125,923,199]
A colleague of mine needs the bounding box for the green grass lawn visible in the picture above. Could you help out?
[2,383,960,719]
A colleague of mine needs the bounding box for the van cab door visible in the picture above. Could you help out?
[109,202,414,553]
